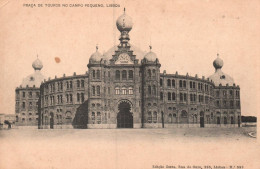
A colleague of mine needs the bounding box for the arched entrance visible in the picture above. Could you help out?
[117,100,133,128]
[217,117,221,124]
[50,112,54,129]
[200,111,204,128]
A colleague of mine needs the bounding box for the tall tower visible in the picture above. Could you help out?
[141,46,161,128]
[15,56,45,127]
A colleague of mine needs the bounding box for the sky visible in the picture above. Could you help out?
[0,0,259,116]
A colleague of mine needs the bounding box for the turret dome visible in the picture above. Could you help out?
[208,54,234,86]
[143,46,157,62]
[32,57,43,71]
[89,46,102,62]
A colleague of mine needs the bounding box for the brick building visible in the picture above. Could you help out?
[15,57,45,127]
[37,10,242,129]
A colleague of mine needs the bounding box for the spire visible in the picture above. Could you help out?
[149,45,152,51]
[96,44,99,51]
[124,7,126,14]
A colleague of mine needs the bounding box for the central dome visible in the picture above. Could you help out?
[116,8,133,32]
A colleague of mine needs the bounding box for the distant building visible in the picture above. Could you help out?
[15,57,45,128]
[35,10,242,129]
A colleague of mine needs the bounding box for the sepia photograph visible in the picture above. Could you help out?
[0,0,259,168]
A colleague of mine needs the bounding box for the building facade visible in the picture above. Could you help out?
[15,58,45,127]
[37,10,241,129]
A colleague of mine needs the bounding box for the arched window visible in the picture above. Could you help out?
[172,79,175,88]
[122,70,127,80]
[66,81,69,89]
[160,92,163,100]
[168,92,171,101]
[180,110,188,123]
[122,87,127,95]
[129,70,133,79]
[97,112,101,124]
[148,112,152,123]
[77,93,80,102]
[167,79,171,87]
[81,93,84,102]
[172,92,176,101]
[97,86,100,96]
[92,70,96,79]
[153,112,157,123]
[70,94,73,103]
[181,111,187,118]
[148,69,151,77]
[190,93,193,101]
[116,70,120,80]
[77,80,80,88]
[184,93,187,101]
[128,87,133,95]
[183,81,186,88]
[92,86,95,96]
[148,86,151,95]
[97,70,100,79]
[190,81,192,88]
[160,79,163,86]
[81,80,84,88]
[152,85,156,95]
[193,82,196,89]
[179,80,183,88]
[91,112,95,124]
[115,87,120,95]
[231,116,234,124]
[69,81,73,88]
[224,117,227,124]
[152,69,156,76]
[173,113,177,123]
[180,93,183,101]
[168,114,172,123]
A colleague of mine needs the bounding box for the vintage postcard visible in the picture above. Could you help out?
[0,0,259,169]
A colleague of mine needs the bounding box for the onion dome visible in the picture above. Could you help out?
[21,56,45,87]
[144,46,157,62]
[116,8,133,32]
[32,56,43,71]
[89,46,102,62]
[208,54,234,86]
[213,54,224,69]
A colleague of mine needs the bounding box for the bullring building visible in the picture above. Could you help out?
[15,10,242,129]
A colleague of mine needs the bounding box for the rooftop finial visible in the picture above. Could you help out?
[149,45,152,51]
[217,53,219,58]
[124,7,126,14]
[96,44,98,51]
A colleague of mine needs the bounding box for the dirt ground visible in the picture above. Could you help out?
[0,127,258,169]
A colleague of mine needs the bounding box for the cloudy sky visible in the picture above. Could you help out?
[0,0,259,116]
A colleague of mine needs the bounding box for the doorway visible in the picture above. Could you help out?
[200,111,204,128]
[50,112,54,129]
[117,101,133,128]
